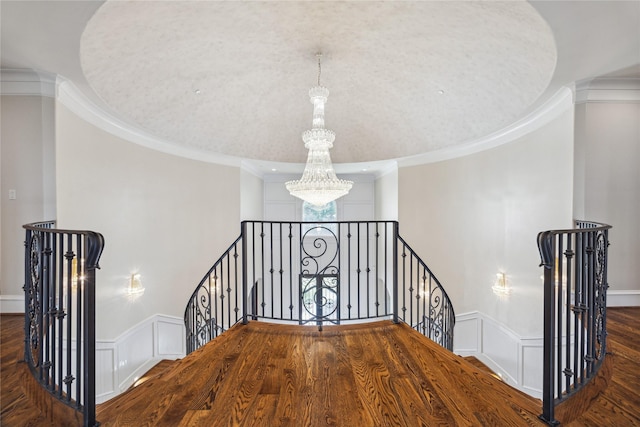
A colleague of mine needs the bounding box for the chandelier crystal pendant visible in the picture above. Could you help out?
[285,54,353,207]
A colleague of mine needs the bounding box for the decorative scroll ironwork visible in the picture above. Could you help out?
[593,230,608,361]
[22,221,104,427]
[27,232,42,368]
[538,220,611,426]
[300,225,339,276]
[300,274,339,326]
[299,225,341,327]
[184,221,455,355]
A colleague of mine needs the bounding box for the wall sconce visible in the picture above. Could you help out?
[127,273,145,296]
[492,272,510,296]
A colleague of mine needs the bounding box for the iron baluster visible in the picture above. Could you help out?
[185,221,454,351]
[538,221,611,426]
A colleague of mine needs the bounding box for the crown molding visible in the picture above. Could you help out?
[56,78,242,168]
[3,69,585,172]
[0,68,56,97]
[575,77,640,104]
[398,86,574,168]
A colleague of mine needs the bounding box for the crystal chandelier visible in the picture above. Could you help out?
[285,54,353,207]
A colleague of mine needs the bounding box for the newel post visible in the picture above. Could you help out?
[392,221,399,324]
[538,230,559,426]
[241,221,248,325]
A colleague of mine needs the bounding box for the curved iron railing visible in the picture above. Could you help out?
[184,236,242,354]
[23,221,105,427]
[537,220,611,426]
[185,221,455,354]
[398,236,455,350]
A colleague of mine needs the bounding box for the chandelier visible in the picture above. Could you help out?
[285,54,353,207]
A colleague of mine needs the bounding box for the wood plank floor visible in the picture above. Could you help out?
[567,307,640,426]
[96,320,544,427]
[2,308,640,426]
[0,315,59,426]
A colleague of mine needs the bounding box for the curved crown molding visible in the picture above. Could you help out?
[7,71,576,171]
[56,78,242,168]
[397,86,574,167]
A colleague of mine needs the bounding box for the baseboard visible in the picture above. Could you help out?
[0,295,24,314]
[607,290,640,307]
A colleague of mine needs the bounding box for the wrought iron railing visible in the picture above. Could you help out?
[185,221,455,354]
[537,220,611,426]
[23,221,105,427]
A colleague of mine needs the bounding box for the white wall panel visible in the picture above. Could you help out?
[95,345,116,401]
[157,316,185,356]
[95,314,185,403]
[116,323,154,390]
[453,313,480,355]
[454,311,543,398]
[482,317,519,384]
[521,338,544,395]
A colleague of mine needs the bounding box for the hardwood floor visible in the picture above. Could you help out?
[97,320,544,426]
[0,315,59,426]
[567,307,640,426]
[2,308,640,426]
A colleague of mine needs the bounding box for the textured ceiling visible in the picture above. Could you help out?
[79,1,557,164]
[3,1,639,170]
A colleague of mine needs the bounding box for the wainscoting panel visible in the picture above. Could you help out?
[157,316,185,356]
[95,344,116,402]
[115,322,155,392]
[520,337,544,396]
[95,314,185,403]
[452,312,480,355]
[454,311,543,398]
[481,316,520,385]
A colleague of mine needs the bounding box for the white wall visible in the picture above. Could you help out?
[375,164,398,221]
[263,173,375,221]
[0,93,56,312]
[574,82,640,303]
[398,102,575,338]
[55,102,242,340]
[240,165,263,221]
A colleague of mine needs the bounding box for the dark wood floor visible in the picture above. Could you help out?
[2,308,639,426]
[568,307,640,426]
[97,320,544,426]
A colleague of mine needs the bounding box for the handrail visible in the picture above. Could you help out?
[537,220,611,425]
[184,235,242,354]
[23,220,105,427]
[184,220,455,354]
[398,235,456,350]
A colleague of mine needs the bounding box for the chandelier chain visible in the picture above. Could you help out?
[317,53,322,86]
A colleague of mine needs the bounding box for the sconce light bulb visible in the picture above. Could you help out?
[127,273,145,296]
